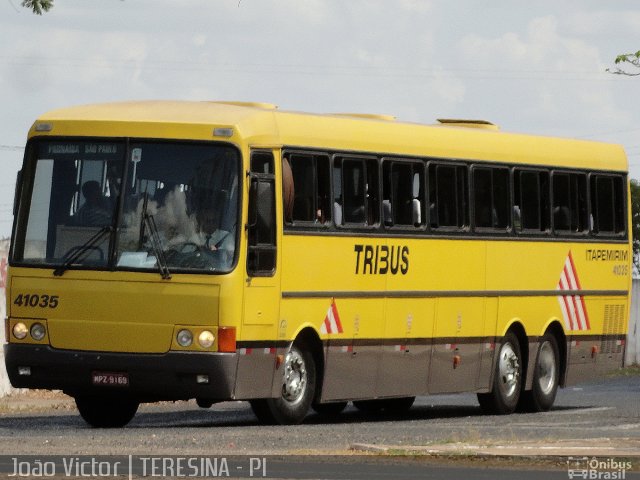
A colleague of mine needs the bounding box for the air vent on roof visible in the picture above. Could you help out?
[212,101,278,110]
[437,118,499,130]
[330,113,396,122]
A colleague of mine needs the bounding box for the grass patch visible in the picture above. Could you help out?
[607,365,640,377]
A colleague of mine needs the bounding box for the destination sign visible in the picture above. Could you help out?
[39,142,122,158]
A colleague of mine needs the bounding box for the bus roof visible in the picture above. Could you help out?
[32,100,628,173]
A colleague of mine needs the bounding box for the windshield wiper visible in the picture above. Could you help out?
[53,225,112,277]
[139,193,171,280]
[144,212,172,280]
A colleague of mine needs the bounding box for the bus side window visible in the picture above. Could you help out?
[343,159,364,223]
[251,154,273,174]
[514,169,550,233]
[472,166,510,231]
[383,160,425,228]
[335,157,379,227]
[590,174,625,235]
[429,163,468,229]
[332,162,342,225]
[473,168,492,228]
[552,172,588,234]
[286,153,331,225]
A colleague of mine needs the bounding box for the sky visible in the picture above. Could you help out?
[0,0,639,237]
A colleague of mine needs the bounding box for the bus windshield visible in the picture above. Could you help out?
[14,140,239,274]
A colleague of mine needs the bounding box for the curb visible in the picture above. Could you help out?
[0,392,75,413]
[350,438,640,458]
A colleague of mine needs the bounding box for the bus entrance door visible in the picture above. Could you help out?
[235,150,279,399]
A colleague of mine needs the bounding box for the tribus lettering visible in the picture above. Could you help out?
[354,244,409,275]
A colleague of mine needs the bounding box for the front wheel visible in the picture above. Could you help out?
[250,343,316,425]
[75,395,139,428]
[477,332,522,415]
[520,334,560,412]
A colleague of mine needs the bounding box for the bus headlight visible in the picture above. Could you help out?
[12,322,28,340]
[176,329,193,347]
[198,330,215,348]
[30,323,46,341]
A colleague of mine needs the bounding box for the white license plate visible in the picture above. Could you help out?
[91,371,129,387]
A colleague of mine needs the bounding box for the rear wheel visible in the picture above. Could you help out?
[75,395,139,428]
[520,334,560,412]
[477,332,522,415]
[250,343,316,425]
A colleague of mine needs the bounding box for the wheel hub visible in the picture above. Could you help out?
[537,341,557,395]
[282,350,307,404]
[498,343,520,398]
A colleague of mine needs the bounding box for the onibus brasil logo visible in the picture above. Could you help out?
[567,457,632,479]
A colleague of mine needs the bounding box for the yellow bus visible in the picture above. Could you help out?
[4,101,631,427]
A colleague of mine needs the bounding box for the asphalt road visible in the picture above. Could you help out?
[0,373,638,479]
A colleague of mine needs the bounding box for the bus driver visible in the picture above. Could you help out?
[75,180,111,227]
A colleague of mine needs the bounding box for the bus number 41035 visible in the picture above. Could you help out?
[13,293,59,308]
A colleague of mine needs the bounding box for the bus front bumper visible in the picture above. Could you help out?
[3,343,238,401]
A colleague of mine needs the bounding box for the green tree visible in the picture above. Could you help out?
[631,179,640,274]
[608,51,640,76]
[22,0,54,15]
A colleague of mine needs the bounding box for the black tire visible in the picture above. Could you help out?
[354,396,415,414]
[353,399,386,413]
[196,398,214,409]
[380,396,415,413]
[311,401,348,415]
[477,331,522,415]
[520,334,560,412]
[75,395,139,428]
[249,343,316,425]
[248,398,275,424]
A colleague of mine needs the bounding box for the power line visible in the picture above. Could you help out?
[0,57,624,82]
[575,127,640,139]
[0,145,23,151]
[6,0,20,13]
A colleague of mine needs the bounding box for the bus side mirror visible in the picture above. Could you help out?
[247,174,275,230]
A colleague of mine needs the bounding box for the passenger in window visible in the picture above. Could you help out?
[75,180,111,226]
[553,206,571,231]
[333,201,343,225]
[382,199,392,226]
[194,204,234,263]
[513,205,522,230]
[429,202,437,227]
